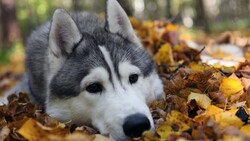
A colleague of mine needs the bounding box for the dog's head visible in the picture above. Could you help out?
[46,0,163,140]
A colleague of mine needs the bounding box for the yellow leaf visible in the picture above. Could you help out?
[165,24,177,32]
[227,108,238,115]
[193,105,222,123]
[156,111,193,139]
[187,92,211,109]
[240,124,250,137]
[205,105,223,116]
[196,105,244,130]
[189,62,211,72]
[129,17,140,28]
[18,118,71,141]
[18,118,48,141]
[49,133,95,141]
[223,135,244,141]
[173,45,183,52]
[156,124,173,139]
[219,78,243,98]
[168,111,196,126]
[154,43,174,65]
[217,111,244,129]
[141,131,160,141]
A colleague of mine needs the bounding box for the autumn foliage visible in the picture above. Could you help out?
[1,18,250,141]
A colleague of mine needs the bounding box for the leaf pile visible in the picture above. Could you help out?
[0,19,250,141]
[131,20,250,140]
[0,93,110,141]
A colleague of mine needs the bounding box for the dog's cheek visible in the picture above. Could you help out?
[45,99,72,122]
[143,72,164,103]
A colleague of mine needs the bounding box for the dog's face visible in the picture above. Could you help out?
[45,0,163,140]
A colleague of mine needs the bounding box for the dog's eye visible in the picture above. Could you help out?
[129,74,139,84]
[86,83,103,93]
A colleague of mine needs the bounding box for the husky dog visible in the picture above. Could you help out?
[2,0,163,140]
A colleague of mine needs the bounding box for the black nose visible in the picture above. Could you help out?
[123,113,151,138]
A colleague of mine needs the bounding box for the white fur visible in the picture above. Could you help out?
[48,9,82,83]
[107,0,142,47]
[119,62,163,103]
[46,46,163,140]
[99,46,121,88]
[49,9,81,57]
[19,1,164,140]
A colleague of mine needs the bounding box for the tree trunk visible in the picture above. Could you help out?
[72,0,82,11]
[166,0,172,18]
[0,0,20,48]
[194,0,209,32]
[0,1,2,47]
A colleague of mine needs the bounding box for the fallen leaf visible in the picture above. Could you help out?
[240,124,250,137]
[241,77,250,90]
[187,92,211,109]
[154,43,174,65]
[216,111,244,129]
[156,111,197,139]
[18,118,49,141]
[219,78,243,98]
[165,95,188,115]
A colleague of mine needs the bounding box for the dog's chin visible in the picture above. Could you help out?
[96,126,127,141]
[107,133,127,141]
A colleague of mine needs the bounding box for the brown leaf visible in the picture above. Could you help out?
[165,95,188,115]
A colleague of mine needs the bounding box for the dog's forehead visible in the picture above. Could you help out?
[50,29,155,99]
[94,29,155,76]
[73,29,154,76]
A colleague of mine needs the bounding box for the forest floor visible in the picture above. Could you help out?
[0,19,250,140]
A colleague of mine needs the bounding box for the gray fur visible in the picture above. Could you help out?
[2,1,164,140]
[25,12,154,104]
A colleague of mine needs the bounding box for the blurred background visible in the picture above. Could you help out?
[0,0,250,93]
[0,0,250,62]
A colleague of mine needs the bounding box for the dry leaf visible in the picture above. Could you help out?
[240,124,250,137]
[219,78,243,98]
[187,92,211,109]
[18,118,50,141]
[154,43,174,65]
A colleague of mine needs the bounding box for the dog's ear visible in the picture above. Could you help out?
[106,0,142,47]
[49,9,82,57]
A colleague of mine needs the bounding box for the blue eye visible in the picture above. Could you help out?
[86,83,103,93]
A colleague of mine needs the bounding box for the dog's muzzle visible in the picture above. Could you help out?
[123,113,151,138]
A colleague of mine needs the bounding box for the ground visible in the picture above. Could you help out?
[0,19,250,141]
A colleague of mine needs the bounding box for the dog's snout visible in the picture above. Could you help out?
[123,113,151,138]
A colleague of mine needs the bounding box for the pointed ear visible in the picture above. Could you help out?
[49,9,82,57]
[106,0,142,47]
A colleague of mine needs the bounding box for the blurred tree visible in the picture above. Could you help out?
[166,0,172,18]
[72,0,82,11]
[118,0,132,16]
[194,0,209,32]
[0,2,2,47]
[0,0,20,49]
